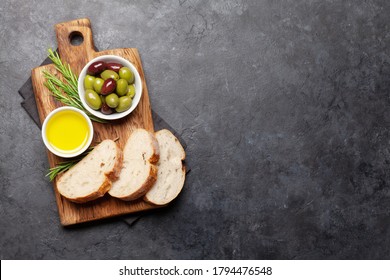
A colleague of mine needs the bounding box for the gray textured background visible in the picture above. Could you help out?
[1,0,390,259]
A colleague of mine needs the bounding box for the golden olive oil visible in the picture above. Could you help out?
[46,110,89,154]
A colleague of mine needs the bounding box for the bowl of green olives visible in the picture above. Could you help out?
[78,55,142,120]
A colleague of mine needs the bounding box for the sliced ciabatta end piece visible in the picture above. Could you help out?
[109,128,160,201]
[56,139,122,203]
[144,129,186,206]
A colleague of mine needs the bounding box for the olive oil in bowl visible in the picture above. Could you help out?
[42,107,93,158]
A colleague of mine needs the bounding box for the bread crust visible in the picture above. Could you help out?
[106,142,123,182]
[114,163,158,201]
[62,178,112,204]
[147,130,160,164]
[57,139,122,204]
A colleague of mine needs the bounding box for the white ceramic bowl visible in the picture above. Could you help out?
[78,55,143,120]
[41,106,93,158]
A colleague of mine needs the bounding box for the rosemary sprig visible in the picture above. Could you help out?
[47,48,79,93]
[46,146,95,181]
[43,48,106,123]
[43,75,84,110]
[46,160,78,181]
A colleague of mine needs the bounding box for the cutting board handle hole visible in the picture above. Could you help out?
[69,31,84,46]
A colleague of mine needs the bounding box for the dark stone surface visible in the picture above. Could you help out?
[1,0,390,259]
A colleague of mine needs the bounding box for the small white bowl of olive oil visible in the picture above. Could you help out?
[42,106,93,158]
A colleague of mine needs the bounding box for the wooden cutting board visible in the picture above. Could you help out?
[31,18,161,226]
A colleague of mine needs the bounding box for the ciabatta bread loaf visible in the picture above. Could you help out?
[144,129,186,205]
[109,128,159,201]
[57,139,122,203]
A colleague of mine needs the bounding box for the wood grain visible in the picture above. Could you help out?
[31,18,161,226]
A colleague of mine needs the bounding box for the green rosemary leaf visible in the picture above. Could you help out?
[43,49,106,123]
[46,160,77,181]
[43,71,82,108]
[45,146,95,181]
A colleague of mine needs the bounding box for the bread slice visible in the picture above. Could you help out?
[144,129,186,205]
[108,128,160,201]
[56,139,122,203]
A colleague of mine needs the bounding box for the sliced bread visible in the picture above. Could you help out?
[108,128,160,201]
[56,139,122,203]
[144,129,186,205]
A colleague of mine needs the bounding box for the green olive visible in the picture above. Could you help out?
[116,79,128,96]
[85,89,102,110]
[93,78,104,94]
[119,67,134,84]
[116,96,132,112]
[105,93,119,108]
[84,75,95,89]
[126,84,136,98]
[100,70,119,81]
